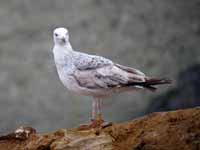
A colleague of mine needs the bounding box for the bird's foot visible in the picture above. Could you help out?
[77,114,112,131]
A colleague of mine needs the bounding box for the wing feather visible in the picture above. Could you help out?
[115,64,145,76]
[73,52,113,70]
[73,64,146,90]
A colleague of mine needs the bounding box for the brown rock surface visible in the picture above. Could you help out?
[0,108,199,150]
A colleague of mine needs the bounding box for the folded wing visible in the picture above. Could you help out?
[73,63,146,90]
[72,52,171,91]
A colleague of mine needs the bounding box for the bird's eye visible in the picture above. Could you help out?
[55,33,58,37]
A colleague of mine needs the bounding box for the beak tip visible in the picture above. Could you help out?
[61,38,66,43]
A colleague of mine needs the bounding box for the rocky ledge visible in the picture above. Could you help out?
[0,108,199,150]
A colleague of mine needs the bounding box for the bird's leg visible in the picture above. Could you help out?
[96,98,112,128]
[91,98,104,127]
[77,98,100,130]
[77,98,112,131]
[91,98,98,121]
[96,99,104,123]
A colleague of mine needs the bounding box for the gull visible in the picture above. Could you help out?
[52,27,171,129]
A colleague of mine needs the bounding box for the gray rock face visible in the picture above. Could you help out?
[0,0,199,133]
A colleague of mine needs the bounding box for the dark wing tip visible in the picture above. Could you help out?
[160,78,172,84]
[143,77,172,92]
[145,77,172,85]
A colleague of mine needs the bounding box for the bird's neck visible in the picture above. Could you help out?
[64,42,73,51]
[54,42,73,54]
[58,41,73,51]
[53,41,74,63]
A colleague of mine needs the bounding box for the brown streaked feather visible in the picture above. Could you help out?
[73,63,171,92]
[115,64,145,76]
[73,64,146,90]
[145,77,172,85]
[126,77,171,92]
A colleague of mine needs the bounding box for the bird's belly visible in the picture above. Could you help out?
[57,67,130,98]
[58,71,78,91]
[58,72,111,98]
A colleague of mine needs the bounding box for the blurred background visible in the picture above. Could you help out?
[0,0,200,134]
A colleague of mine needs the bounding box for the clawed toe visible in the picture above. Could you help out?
[77,119,112,131]
[101,122,112,128]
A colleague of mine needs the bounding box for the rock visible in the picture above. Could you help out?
[0,108,199,150]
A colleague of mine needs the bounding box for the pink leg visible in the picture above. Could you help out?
[96,99,112,127]
[92,98,103,120]
[77,98,111,130]
[92,99,98,120]
[97,99,102,114]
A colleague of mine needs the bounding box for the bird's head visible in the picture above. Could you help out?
[53,27,69,46]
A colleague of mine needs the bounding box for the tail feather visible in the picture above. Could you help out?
[142,78,171,92]
[145,78,172,85]
[127,78,171,92]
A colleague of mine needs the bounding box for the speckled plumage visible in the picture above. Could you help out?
[53,43,146,98]
[52,27,171,120]
[73,51,113,71]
